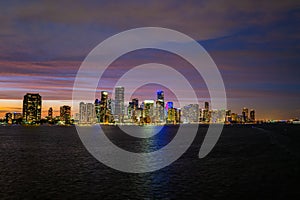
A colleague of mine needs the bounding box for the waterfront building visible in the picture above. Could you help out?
[156,90,165,122]
[182,104,199,123]
[48,107,53,119]
[5,113,12,124]
[60,105,71,124]
[250,109,255,122]
[242,107,249,122]
[13,112,22,120]
[166,102,173,110]
[225,110,232,123]
[79,102,87,123]
[22,93,42,124]
[202,101,210,122]
[115,86,124,122]
[79,102,95,124]
[95,99,101,123]
[86,103,95,123]
[167,108,180,124]
[143,100,155,123]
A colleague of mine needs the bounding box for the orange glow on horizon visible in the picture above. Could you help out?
[0,99,75,118]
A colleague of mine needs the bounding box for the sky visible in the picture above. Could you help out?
[0,0,299,119]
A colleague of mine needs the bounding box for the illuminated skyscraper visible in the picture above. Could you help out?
[167,108,180,124]
[132,98,139,109]
[205,102,209,110]
[225,110,231,123]
[48,107,53,119]
[242,107,249,122]
[100,91,108,123]
[101,91,108,110]
[22,93,42,124]
[60,105,71,124]
[202,101,209,122]
[13,112,22,120]
[128,98,139,123]
[156,90,165,122]
[231,113,238,122]
[5,113,12,124]
[79,102,87,123]
[166,102,173,110]
[143,100,154,123]
[250,109,255,122]
[115,86,124,122]
[182,104,199,123]
[95,99,101,123]
[86,103,95,123]
[13,112,22,124]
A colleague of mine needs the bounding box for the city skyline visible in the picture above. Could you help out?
[2,91,261,125]
[0,87,297,121]
[0,1,299,120]
[0,87,298,121]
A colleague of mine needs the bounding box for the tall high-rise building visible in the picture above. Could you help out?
[182,104,199,123]
[79,102,95,123]
[242,107,249,122]
[143,100,155,123]
[231,113,238,122]
[205,102,209,110]
[132,98,139,109]
[166,102,173,110]
[23,93,42,123]
[60,105,71,124]
[156,90,165,122]
[250,109,255,122]
[95,99,101,123]
[13,112,22,120]
[110,100,115,115]
[167,108,180,124]
[79,102,87,123]
[101,91,108,110]
[5,113,12,124]
[86,103,95,123]
[100,91,108,123]
[127,98,139,123]
[202,101,209,122]
[48,107,53,119]
[115,86,124,122]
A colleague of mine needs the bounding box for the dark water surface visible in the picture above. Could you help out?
[1,124,300,199]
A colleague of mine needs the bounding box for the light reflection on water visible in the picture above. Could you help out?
[0,125,300,199]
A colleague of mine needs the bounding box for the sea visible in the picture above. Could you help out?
[0,124,300,199]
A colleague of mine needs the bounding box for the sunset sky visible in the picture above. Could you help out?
[0,0,299,119]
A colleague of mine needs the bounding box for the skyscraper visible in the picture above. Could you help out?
[167,108,180,124]
[79,102,95,124]
[250,109,255,122]
[95,99,101,123]
[132,98,139,109]
[182,104,199,123]
[5,113,12,124]
[202,101,209,122]
[242,107,249,122]
[115,86,124,122]
[166,102,173,110]
[100,91,108,123]
[23,93,42,124]
[48,107,53,119]
[143,100,155,123]
[128,98,139,123]
[86,103,95,123]
[156,90,165,122]
[205,102,209,110]
[60,105,71,124]
[79,102,87,123]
